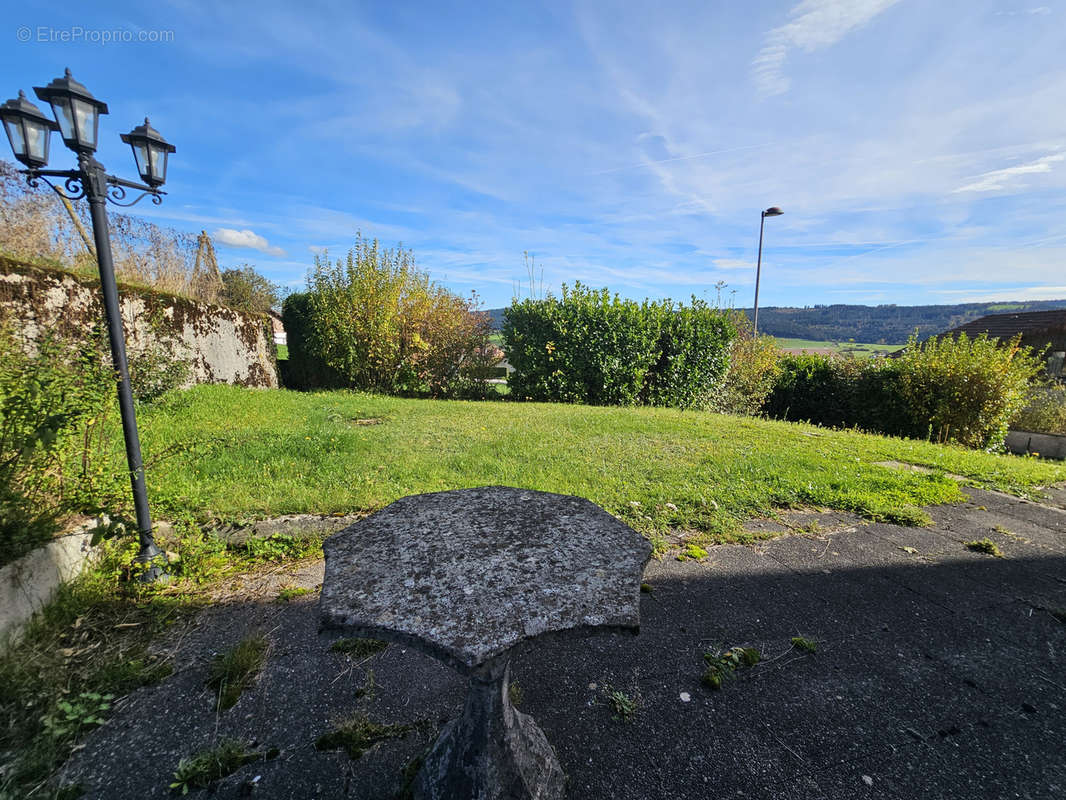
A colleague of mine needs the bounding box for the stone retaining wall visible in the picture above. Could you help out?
[0,257,278,388]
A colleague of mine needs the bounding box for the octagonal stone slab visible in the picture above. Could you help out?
[320,486,652,673]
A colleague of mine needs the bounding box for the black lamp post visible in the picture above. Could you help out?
[753,206,783,335]
[1,69,176,582]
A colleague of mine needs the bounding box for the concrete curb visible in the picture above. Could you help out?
[0,520,100,646]
[1006,429,1066,460]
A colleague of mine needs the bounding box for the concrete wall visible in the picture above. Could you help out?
[1006,430,1066,461]
[0,257,278,388]
[0,522,98,645]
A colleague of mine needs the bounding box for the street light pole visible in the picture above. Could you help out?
[2,70,176,581]
[82,154,164,577]
[753,206,782,335]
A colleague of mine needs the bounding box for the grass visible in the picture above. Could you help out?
[170,738,266,795]
[314,714,412,759]
[206,635,268,711]
[276,343,289,360]
[330,637,388,658]
[965,538,1004,557]
[702,646,761,690]
[277,585,312,602]
[775,338,902,357]
[127,385,1066,548]
[0,521,325,798]
[0,544,181,797]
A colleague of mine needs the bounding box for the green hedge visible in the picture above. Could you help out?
[764,333,1044,449]
[502,283,735,409]
[280,292,343,390]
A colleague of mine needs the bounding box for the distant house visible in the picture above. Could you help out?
[267,309,286,346]
[938,309,1066,378]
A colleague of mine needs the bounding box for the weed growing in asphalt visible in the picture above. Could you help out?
[277,585,311,602]
[677,543,708,561]
[169,738,263,795]
[206,635,268,711]
[601,685,640,722]
[702,646,761,690]
[965,538,1003,557]
[315,714,411,759]
[790,636,818,653]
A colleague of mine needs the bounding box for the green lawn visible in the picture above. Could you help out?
[775,337,902,357]
[134,385,1066,545]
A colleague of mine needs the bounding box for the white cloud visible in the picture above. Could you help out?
[952,153,1065,193]
[212,228,286,256]
[713,258,754,270]
[932,285,1066,302]
[753,0,902,97]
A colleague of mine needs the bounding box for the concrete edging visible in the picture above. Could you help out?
[1005,429,1066,460]
[0,520,100,646]
[0,512,364,650]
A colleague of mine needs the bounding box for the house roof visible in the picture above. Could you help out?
[943,309,1066,341]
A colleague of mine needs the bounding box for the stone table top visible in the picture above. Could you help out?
[320,486,652,673]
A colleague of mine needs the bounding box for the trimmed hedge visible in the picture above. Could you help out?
[280,292,342,390]
[502,283,735,409]
[764,333,1044,449]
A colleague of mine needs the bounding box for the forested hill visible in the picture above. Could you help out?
[483,299,1066,344]
[744,300,1066,343]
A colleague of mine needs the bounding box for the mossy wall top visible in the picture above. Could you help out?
[0,256,278,389]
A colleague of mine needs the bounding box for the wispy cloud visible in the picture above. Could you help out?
[753,0,902,97]
[952,153,1065,193]
[213,228,286,257]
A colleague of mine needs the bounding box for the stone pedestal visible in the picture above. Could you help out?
[319,487,651,800]
[414,657,564,800]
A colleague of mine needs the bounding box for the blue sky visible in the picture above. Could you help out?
[3,0,1066,309]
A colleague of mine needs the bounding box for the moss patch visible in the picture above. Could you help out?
[315,714,411,759]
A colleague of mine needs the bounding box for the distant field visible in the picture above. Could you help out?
[775,338,901,357]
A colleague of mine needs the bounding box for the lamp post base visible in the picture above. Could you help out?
[133,539,170,584]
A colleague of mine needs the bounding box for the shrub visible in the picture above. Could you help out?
[503,284,735,409]
[764,332,1043,450]
[642,300,736,409]
[0,325,114,565]
[296,234,497,397]
[1012,382,1066,435]
[218,264,280,314]
[503,283,660,405]
[715,316,780,415]
[280,292,342,390]
[895,332,1042,449]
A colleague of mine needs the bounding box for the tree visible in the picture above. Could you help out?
[218,264,280,314]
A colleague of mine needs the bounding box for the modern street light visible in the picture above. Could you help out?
[752,205,783,335]
[1,69,176,582]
